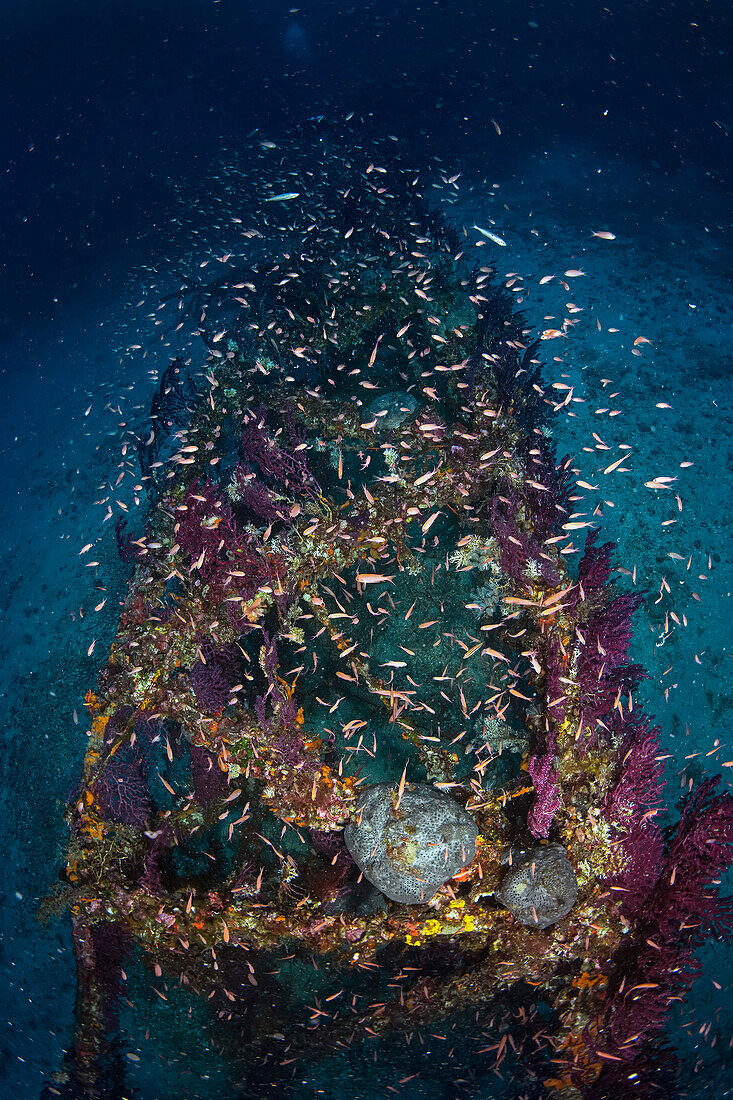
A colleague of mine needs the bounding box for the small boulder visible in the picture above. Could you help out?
[368,391,418,431]
[495,844,578,929]
[344,782,478,904]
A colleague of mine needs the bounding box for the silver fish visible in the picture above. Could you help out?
[473,224,507,246]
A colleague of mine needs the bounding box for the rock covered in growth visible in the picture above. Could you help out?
[495,844,578,929]
[367,391,418,431]
[343,782,478,904]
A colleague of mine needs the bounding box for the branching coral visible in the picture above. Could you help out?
[526,752,563,839]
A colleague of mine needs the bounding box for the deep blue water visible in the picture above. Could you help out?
[1,1,731,1097]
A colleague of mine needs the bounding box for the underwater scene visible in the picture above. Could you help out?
[1,3,731,1099]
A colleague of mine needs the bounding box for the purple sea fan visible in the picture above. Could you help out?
[521,442,574,541]
[95,749,152,828]
[306,829,353,900]
[600,948,685,1068]
[596,778,733,1063]
[253,633,294,726]
[240,409,319,498]
[231,860,256,893]
[605,714,666,824]
[231,461,282,521]
[301,848,353,904]
[189,743,228,804]
[175,478,281,613]
[115,516,141,564]
[527,753,563,838]
[608,818,666,919]
[540,632,569,752]
[575,591,646,720]
[309,827,347,859]
[189,642,241,712]
[138,826,172,894]
[601,713,666,916]
[489,497,559,586]
[577,530,616,595]
[652,777,733,939]
[272,728,306,767]
[174,479,233,582]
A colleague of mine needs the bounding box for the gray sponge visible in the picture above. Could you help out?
[343,782,478,904]
[368,391,418,431]
[495,844,578,929]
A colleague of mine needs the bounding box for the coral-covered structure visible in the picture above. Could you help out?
[496,844,578,930]
[344,782,479,903]
[47,128,733,1099]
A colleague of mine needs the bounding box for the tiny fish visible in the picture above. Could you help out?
[265,192,300,202]
[421,511,442,533]
[158,772,176,796]
[395,763,408,810]
[603,453,630,474]
[473,225,506,247]
[591,230,616,239]
[368,335,383,367]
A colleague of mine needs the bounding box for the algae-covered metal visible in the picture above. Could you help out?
[48,126,733,1100]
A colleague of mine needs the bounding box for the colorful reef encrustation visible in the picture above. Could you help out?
[46,126,733,1100]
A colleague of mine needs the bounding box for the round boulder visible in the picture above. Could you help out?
[495,844,578,929]
[343,782,478,904]
[368,391,418,431]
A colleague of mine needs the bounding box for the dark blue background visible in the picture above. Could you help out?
[1,0,729,337]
